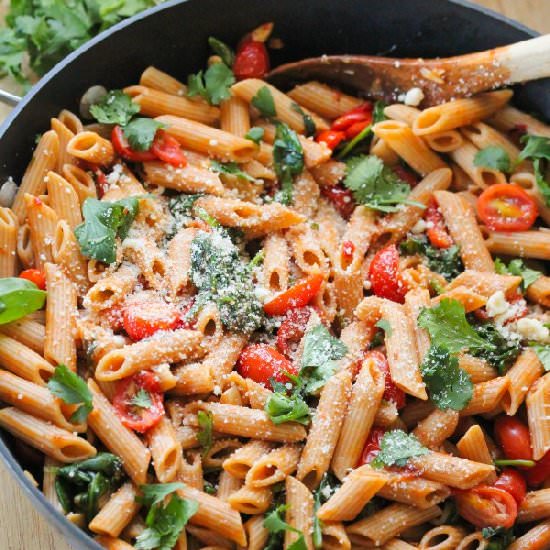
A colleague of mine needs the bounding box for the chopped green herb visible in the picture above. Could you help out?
[187,62,235,106]
[245,126,265,144]
[208,36,234,66]
[291,102,316,137]
[519,135,550,206]
[0,277,46,324]
[481,526,515,550]
[137,483,185,507]
[251,85,276,118]
[373,100,387,124]
[197,410,214,457]
[47,365,93,423]
[494,257,542,291]
[273,122,305,205]
[336,125,372,160]
[210,160,256,182]
[471,322,521,375]
[375,319,392,337]
[371,430,429,468]
[130,388,152,410]
[530,343,550,371]
[89,89,139,126]
[264,391,310,425]
[168,194,203,234]
[123,118,165,151]
[264,505,308,550]
[494,459,535,468]
[203,480,217,494]
[474,146,511,173]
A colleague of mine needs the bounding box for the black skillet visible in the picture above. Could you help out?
[0,0,547,548]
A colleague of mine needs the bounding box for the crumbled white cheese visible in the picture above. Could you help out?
[411,219,427,234]
[516,318,549,342]
[486,291,508,317]
[254,286,271,303]
[404,87,425,107]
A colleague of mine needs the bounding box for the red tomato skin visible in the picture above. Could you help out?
[122,301,182,341]
[477,183,538,232]
[344,118,372,139]
[424,198,454,249]
[494,416,533,461]
[367,350,406,409]
[151,131,187,167]
[113,371,164,433]
[527,451,550,486]
[456,485,518,529]
[264,273,324,316]
[368,245,407,303]
[237,344,298,389]
[494,468,527,505]
[331,102,373,131]
[111,126,157,162]
[315,130,346,151]
[393,165,419,187]
[233,41,270,80]
[320,184,356,220]
[358,427,386,466]
[19,269,46,290]
[276,307,312,357]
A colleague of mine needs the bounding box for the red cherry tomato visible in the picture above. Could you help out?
[320,184,356,220]
[477,183,538,231]
[264,273,324,316]
[315,130,346,151]
[344,118,372,139]
[19,269,46,290]
[358,428,386,466]
[151,130,187,167]
[455,485,518,528]
[233,41,270,80]
[367,350,406,409]
[122,300,182,341]
[276,307,312,357]
[113,371,164,433]
[236,344,298,389]
[393,165,419,187]
[331,102,373,131]
[368,244,407,303]
[494,468,527,505]
[494,416,533,461]
[526,450,550,486]
[111,126,157,163]
[424,198,454,249]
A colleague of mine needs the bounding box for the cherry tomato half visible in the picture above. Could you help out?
[276,307,312,357]
[236,344,298,389]
[477,183,538,232]
[526,450,550,487]
[494,468,527,505]
[367,350,406,409]
[424,198,453,249]
[320,184,356,220]
[233,41,270,80]
[494,416,533,461]
[113,371,164,433]
[331,102,373,131]
[151,131,187,167]
[19,269,46,290]
[122,300,182,341]
[368,244,407,303]
[264,272,324,316]
[358,427,386,466]
[315,130,346,151]
[111,126,157,163]
[456,485,517,529]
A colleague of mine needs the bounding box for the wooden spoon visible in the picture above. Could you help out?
[268,34,550,106]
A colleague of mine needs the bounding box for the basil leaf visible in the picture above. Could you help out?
[370,430,429,468]
[208,36,234,66]
[47,365,93,423]
[251,85,276,118]
[197,410,213,457]
[122,118,165,151]
[474,146,511,173]
[89,89,139,126]
[210,160,256,182]
[0,277,46,324]
[245,126,265,144]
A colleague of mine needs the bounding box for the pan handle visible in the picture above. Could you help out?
[0,89,22,107]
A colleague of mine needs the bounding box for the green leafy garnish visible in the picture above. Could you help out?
[273,122,305,205]
[123,118,165,151]
[264,390,310,425]
[375,319,392,337]
[210,160,256,182]
[187,62,235,106]
[47,365,93,423]
[494,258,542,291]
[130,388,152,410]
[371,430,429,468]
[168,194,203,234]
[74,197,139,264]
[518,135,550,206]
[471,322,521,374]
[251,85,276,118]
[474,146,511,173]
[137,483,186,507]
[291,102,316,137]
[531,343,550,371]
[373,100,387,123]
[89,90,139,126]
[494,459,535,468]
[264,505,308,550]
[343,155,414,212]
[245,126,265,144]
[197,410,214,457]
[481,526,515,550]
[208,36,234,66]
[0,277,46,324]
[420,346,473,411]
[312,475,336,549]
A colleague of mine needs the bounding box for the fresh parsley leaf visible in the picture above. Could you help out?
[494,257,542,291]
[291,102,316,137]
[208,36,234,66]
[245,126,265,144]
[197,410,213,457]
[210,160,256,182]
[75,197,139,263]
[264,392,310,425]
[370,430,429,468]
[471,322,521,375]
[273,122,304,205]
[264,505,308,550]
[474,146,511,173]
[123,118,165,151]
[420,346,473,410]
[531,343,550,371]
[130,388,152,410]
[47,365,93,423]
[519,135,550,206]
[89,89,139,126]
[187,62,235,106]
[300,324,348,394]
[343,155,413,212]
[375,319,392,336]
[251,85,276,118]
[137,483,185,507]
[418,299,491,354]
[0,277,46,324]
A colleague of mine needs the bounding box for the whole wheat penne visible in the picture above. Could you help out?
[89,483,140,537]
[0,207,17,277]
[285,476,314,550]
[419,525,467,550]
[287,81,362,118]
[460,377,509,416]
[413,408,459,449]
[140,66,187,95]
[456,424,497,484]
[503,348,543,415]
[507,519,550,550]
[246,444,301,488]
[377,471,450,509]
[527,276,550,307]
[527,373,550,461]
[484,229,550,261]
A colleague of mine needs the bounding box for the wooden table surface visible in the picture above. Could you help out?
[0,1,549,549]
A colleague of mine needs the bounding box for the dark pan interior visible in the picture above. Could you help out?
[0,0,546,548]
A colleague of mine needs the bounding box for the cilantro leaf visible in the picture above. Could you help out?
[474,146,511,173]
[137,483,185,507]
[130,388,152,410]
[264,505,308,550]
[210,160,256,182]
[418,299,492,354]
[371,430,429,468]
[471,322,521,375]
[47,365,93,423]
[531,343,550,371]
[494,257,542,291]
[208,36,234,66]
[122,118,165,151]
[89,90,139,126]
[343,155,413,212]
[197,410,213,457]
[251,85,276,118]
[187,62,235,106]
[291,102,316,137]
[0,277,46,324]
[264,392,310,425]
[518,135,550,206]
[245,126,265,144]
[273,122,304,205]
[420,346,473,410]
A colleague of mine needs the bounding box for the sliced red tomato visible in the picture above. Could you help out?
[111,126,157,163]
[320,184,356,219]
[341,240,355,269]
[19,269,46,290]
[494,416,533,461]
[456,485,518,528]
[122,300,182,341]
[264,272,324,316]
[477,183,538,232]
[151,130,187,167]
[236,344,298,389]
[424,198,453,249]
[315,130,346,151]
[344,118,371,139]
[233,41,270,80]
[358,427,386,466]
[367,350,406,409]
[276,307,312,357]
[393,165,419,187]
[494,468,527,505]
[368,244,407,303]
[526,450,550,486]
[331,102,373,131]
[113,371,164,433]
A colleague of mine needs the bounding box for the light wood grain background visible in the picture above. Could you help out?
[0,1,549,549]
